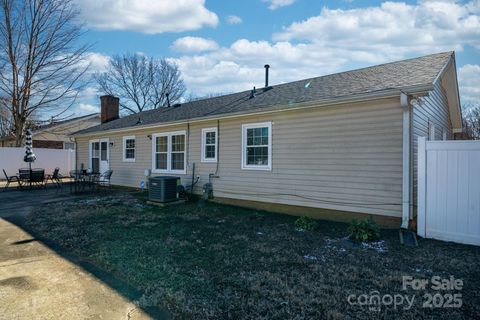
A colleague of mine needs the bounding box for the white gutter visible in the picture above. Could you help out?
[400,92,411,229]
[74,84,433,138]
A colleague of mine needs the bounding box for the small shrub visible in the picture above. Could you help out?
[294,216,318,231]
[348,217,380,242]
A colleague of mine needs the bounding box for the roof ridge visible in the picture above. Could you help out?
[75,51,454,136]
[266,51,454,90]
[174,52,453,109]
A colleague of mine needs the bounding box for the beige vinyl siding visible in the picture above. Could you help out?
[76,97,403,217]
[412,79,453,217]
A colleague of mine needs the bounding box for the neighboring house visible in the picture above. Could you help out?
[74,52,462,228]
[1,114,100,149]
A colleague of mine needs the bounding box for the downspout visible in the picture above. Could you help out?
[401,92,411,229]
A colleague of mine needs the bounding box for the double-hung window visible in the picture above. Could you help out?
[152,131,186,173]
[201,128,217,162]
[241,122,272,170]
[123,136,135,162]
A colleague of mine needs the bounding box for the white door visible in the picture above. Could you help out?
[90,139,109,174]
[99,138,109,174]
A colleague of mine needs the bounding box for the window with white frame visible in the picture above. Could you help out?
[201,128,217,162]
[152,131,186,173]
[64,142,75,150]
[242,122,272,170]
[123,136,136,161]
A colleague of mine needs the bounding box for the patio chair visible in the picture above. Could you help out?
[2,169,22,191]
[94,170,113,192]
[46,167,66,188]
[19,168,30,182]
[30,169,46,189]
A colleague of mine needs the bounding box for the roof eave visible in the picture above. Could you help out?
[34,113,100,135]
[73,86,432,138]
[436,53,463,132]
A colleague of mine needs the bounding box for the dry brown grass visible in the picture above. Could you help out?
[26,192,480,319]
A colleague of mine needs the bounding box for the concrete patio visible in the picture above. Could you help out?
[0,188,162,319]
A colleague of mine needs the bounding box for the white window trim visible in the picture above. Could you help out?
[201,127,217,163]
[151,130,187,174]
[89,139,99,172]
[241,121,272,171]
[122,135,136,162]
[63,141,75,150]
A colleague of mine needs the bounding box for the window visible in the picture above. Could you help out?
[90,141,100,173]
[123,136,136,162]
[152,131,186,173]
[64,142,75,150]
[241,122,272,170]
[201,128,217,162]
[101,141,108,161]
[155,135,168,170]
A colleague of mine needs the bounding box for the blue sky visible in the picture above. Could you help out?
[70,0,480,116]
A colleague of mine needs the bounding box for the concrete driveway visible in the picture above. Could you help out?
[0,188,160,319]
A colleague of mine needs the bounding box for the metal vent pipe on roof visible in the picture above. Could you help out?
[264,64,270,87]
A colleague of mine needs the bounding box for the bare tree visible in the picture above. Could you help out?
[184,92,226,102]
[0,96,12,137]
[462,103,480,140]
[0,0,89,146]
[95,53,186,114]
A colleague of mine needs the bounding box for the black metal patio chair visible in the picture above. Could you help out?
[30,169,46,189]
[93,170,113,192]
[2,169,22,191]
[46,167,66,188]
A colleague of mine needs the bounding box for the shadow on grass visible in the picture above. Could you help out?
[3,189,170,320]
[8,189,480,319]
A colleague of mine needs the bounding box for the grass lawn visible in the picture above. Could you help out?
[26,191,480,319]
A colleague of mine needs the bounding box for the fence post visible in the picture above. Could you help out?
[417,136,427,238]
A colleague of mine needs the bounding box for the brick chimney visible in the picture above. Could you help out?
[100,95,119,123]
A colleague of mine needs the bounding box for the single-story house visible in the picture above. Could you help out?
[73,52,462,228]
[1,113,100,149]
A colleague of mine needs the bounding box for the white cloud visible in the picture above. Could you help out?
[263,0,296,10]
[72,1,480,110]
[84,52,110,73]
[78,103,99,113]
[273,1,480,58]
[72,87,101,116]
[458,64,480,105]
[171,37,219,53]
[76,0,218,34]
[171,39,349,96]
[172,1,480,102]
[226,15,242,25]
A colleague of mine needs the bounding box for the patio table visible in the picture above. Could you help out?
[69,170,99,194]
[18,168,45,189]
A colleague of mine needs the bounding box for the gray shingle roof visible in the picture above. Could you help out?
[76,52,452,135]
[37,113,99,131]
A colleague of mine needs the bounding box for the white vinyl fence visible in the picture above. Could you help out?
[417,137,480,246]
[0,147,75,178]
